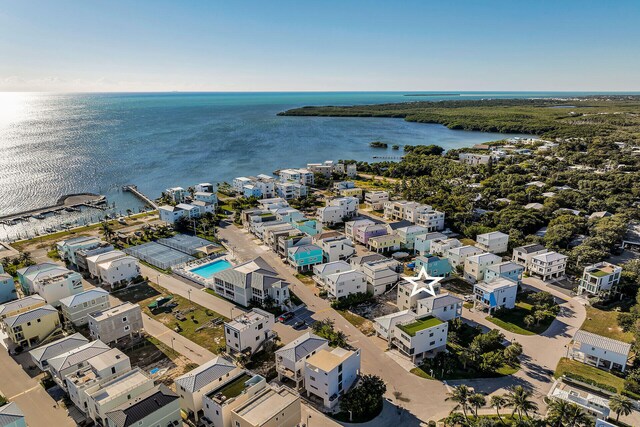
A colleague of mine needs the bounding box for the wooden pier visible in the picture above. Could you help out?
[0,193,107,223]
[122,185,158,209]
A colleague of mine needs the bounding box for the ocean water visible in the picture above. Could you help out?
[0,90,625,239]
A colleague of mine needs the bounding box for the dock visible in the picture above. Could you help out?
[122,185,158,209]
[0,193,107,223]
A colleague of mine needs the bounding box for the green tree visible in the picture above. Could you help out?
[505,386,538,422]
[339,375,386,420]
[490,395,507,423]
[468,393,486,416]
[609,394,633,422]
[503,342,523,364]
[446,385,472,422]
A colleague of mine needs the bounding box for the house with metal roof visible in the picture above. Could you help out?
[1,304,60,349]
[473,278,518,313]
[415,293,463,321]
[60,288,111,326]
[105,384,180,427]
[174,356,239,422]
[47,340,111,387]
[0,295,46,320]
[485,261,524,284]
[570,330,631,372]
[275,333,329,389]
[29,332,89,370]
[0,402,26,427]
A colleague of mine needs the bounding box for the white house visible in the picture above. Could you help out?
[316,236,355,262]
[304,347,361,409]
[459,152,492,165]
[512,244,548,270]
[313,261,353,283]
[279,168,314,185]
[165,186,188,203]
[29,332,89,371]
[230,385,301,427]
[364,191,389,210]
[275,332,329,389]
[88,302,143,344]
[475,231,509,254]
[96,255,140,288]
[323,270,367,299]
[548,383,610,420]
[396,278,443,311]
[31,267,84,307]
[351,255,401,295]
[415,233,450,256]
[47,340,111,387]
[59,288,111,326]
[464,252,502,283]
[395,225,429,251]
[174,356,240,422]
[202,372,267,427]
[578,262,622,296]
[447,245,483,269]
[484,261,525,284]
[415,293,463,321]
[86,250,127,279]
[317,197,358,225]
[529,251,567,281]
[224,308,275,355]
[570,330,631,372]
[373,310,417,341]
[473,278,518,313]
[391,316,448,363]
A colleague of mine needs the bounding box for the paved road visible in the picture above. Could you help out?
[217,220,456,423]
[0,349,75,427]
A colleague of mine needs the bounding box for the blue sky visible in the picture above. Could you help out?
[0,0,639,91]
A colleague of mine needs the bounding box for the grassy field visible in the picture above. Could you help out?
[486,302,553,335]
[581,306,634,343]
[337,309,374,335]
[554,357,625,393]
[141,281,228,353]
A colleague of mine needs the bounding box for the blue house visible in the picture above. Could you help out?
[243,185,263,198]
[485,261,524,284]
[287,244,324,272]
[0,272,16,304]
[414,254,452,277]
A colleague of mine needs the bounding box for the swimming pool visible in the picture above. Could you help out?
[189,259,232,279]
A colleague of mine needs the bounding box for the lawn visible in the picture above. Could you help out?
[112,282,161,304]
[397,316,443,336]
[295,272,316,286]
[337,309,374,335]
[486,302,553,335]
[218,373,253,398]
[142,281,228,353]
[581,306,634,343]
[554,357,625,393]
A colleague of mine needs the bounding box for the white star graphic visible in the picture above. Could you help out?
[403,266,443,298]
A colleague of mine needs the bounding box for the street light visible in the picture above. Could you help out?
[171,337,175,351]
[188,288,192,304]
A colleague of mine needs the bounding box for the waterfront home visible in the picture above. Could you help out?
[16,262,59,295]
[484,261,524,284]
[0,295,46,321]
[0,402,26,427]
[233,177,254,194]
[57,236,103,267]
[211,257,290,308]
[367,233,402,253]
[1,304,60,349]
[323,270,367,299]
[512,243,548,270]
[304,347,361,409]
[397,278,443,311]
[194,191,218,205]
[278,168,314,186]
[84,368,154,425]
[578,261,622,297]
[29,266,83,307]
[195,183,215,193]
[88,302,143,344]
[529,251,568,282]
[230,385,301,427]
[473,278,518,313]
[174,356,240,422]
[104,384,180,427]
[75,242,114,273]
[59,288,111,326]
[351,254,401,295]
[475,231,509,254]
[416,293,462,321]
[570,330,631,372]
[47,340,111,387]
[276,332,329,389]
[0,272,16,304]
[395,225,429,251]
[307,160,335,177]
[364,190,389,211]
[317,196,358,225]
[257,197,289,210]
[224,308,274,355]
[29,332,89,371]
[463,252,502,283]
[316,235,355,262]
[275,182,308,199]
[459,152,492,165]
[65,348,133,419]
[414,232,448,255]
[202,372,267,427]
[287,244,324,272]
[414,254,452,278]
[391,316,448,363]
[158,204,186,223]
[165,186,188,203]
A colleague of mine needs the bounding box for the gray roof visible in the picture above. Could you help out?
[573,330,632,356]
[174,356,235,392]
[276,332,328,362]
[515,244,547,254]
[3,304,57,328]
[0,295,45,317]
[106,384,178,427]
[0,402,24,426]
[59,288,109,308]
[418,293,462,311]
[488,261,524,274]
[350,253,387,266]
[29,332,89,363]
[47,340,110,372]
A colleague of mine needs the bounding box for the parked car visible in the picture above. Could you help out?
[278,312,294,322]
[293,320,306,329]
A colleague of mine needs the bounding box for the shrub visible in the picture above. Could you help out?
[330,292,373,310]
[563,372,617,393]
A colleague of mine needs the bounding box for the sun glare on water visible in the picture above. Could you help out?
[0,92,32,129]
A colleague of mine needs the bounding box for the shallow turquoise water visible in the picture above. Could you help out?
[189,259,232,279]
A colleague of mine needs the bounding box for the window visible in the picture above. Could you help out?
[122,316,128,323]
[124,325,130,332]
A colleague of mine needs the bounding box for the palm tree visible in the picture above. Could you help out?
[490,395,507,422]
[446,385,472,422]
[545,399,572,427]
[469,393,486,416]
[101,221,114,242]
[564,402,591,427]
[505,386,538,422]
[609,394,633,422]
[443,412,466,427]
[504,342,523,364]
[524,315,535,329]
